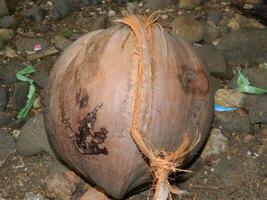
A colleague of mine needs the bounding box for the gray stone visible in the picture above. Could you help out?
[16,113,56,157]
[12,82,29,111]
[244,95,267,124]
[15,37,49,56]
[0,58,25,84]
[51,35,72,51]
[215,111,251,134]
[204,22,220,43]
[171,16,206,43]
[216,29,267,66]
[207,10,222,25]
[196,44,232,79]
[0,111,12,127]
[179,0,201,9]
[0,28,14,49]
[21,7,48,23]
[0,87,8,111]
[51,0,79,20]
[0,0,9,18]
[0,130,15,167]
[80,0,100,6]
[32,71,48,89]
[0,15,16,28]
[144,0,177,10]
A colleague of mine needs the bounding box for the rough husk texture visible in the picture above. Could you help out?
[44,15,213,199]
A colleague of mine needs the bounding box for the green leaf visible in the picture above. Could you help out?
[16,66,36,119]
[237,69,267,95]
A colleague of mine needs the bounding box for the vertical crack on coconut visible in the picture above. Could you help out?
[75,104,109,155]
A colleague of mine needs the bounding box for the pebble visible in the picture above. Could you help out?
[179,0,201,9]
[12,82,29,111]
[51,0,79,20]
[204,22,219,43]
[201,128,228,163]
[44,170,82,200]
[0,130,15,167]
[51,35,72,51]
[25,192,46,200]
[144,0,177,10]
[0,0,9,18]
[0,15,16,28]
[14,38,49,56]
[0,111,12,127]
[171,16,206,43]
[108,10,116,17]
[215,89,245,108]
[196,44,232,79]
[216,29,267,66]
[16,113,56,158]
[2,46,18,58]
[0,86,8,111]
[0,58,25,84]
[0,28,14,49]
[215,110,251,134]
[20,6,48,23]
[32,71,49,89]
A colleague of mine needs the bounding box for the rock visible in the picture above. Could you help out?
[108,9,116,17]
[27,46,58,61]
[171,16,206,43]
[0,87,8,111]
[244,95,267,124]
[14,38,49,56]
[228,13,265,32]
[0,130,15,167]
[196,44,232,79]
[144,0,177,10]
[179,0,201,9]
[44,170,81,200]
[32,24,51,33]
[215,89,246,108]
[12,82,29,111]
[207,10,222,25]
[0,15,16,28]
[47,159,69,175]
[51,0,79,20]
[21,7,48,23]
[204,22,220,43]
[2,46,18,58]
[16,114,56,157]
[0,111,12,127]
[201,128,228,163]
[51,35,72,51]
[32,71,48,89]
[242,67,267,89]
[80,187,108,200]
[215,110,251,134]
[90,16,108,31]
[0,28,14,49]
[25,192,46,200]
[216,29,267,66]
[0,0,9,18]
[0,58,25,84]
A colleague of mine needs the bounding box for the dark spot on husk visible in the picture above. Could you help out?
[178,64,197,93]
[75,88,89,109]
[75,104,108,155]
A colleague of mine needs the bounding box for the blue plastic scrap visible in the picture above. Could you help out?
[214,104,239,112]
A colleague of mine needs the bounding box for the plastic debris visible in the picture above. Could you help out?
[34,43,42,52]
[237,69,267,94]
[16,66,36,119]
[214,104,239,112]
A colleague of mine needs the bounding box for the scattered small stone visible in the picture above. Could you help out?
[108,10,116,17]
[12,82,29,111]
[144,0,177,10]
[44,170,82,200]
[201,128,228,164]
[207,10,222,25]
[51,0,79,20]
[51,35,72,51]
[16,114,56,158]
[161,14,168,20]
[80,187,109,200]
[0,0,9,18]
[196,44,232,79]
[215,89,246,108]
[21,7,48,23]
[171,16,206,43]
[0,15,16,28]
[215,110,251,134]
[216,29,267,66]
[0,86,8,111]
[0,111,13,127]
[0,130,15,167]
[179,0,201,9]
[25,192,46,200]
